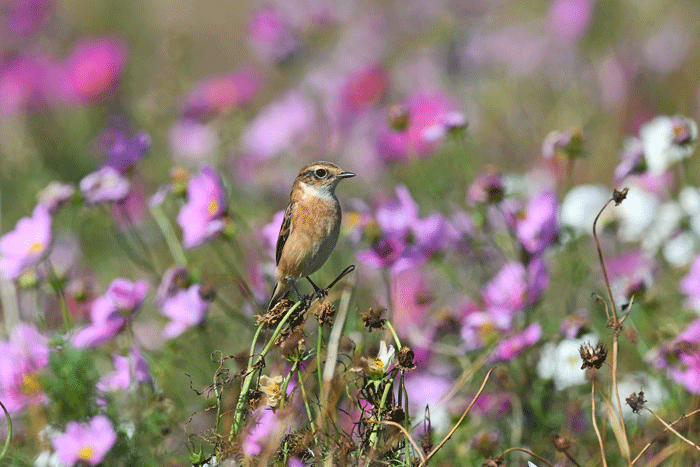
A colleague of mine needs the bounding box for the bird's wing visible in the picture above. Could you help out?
[275,201,294,265]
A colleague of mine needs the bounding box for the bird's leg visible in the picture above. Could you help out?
[291,281,312,309]
[306,276,328,301]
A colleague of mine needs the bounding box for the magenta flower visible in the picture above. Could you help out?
[37,181,76,212]
[261,209,286,258]
[482,262,527,316]
[339,64,389,119]
[247,5,298,63]
[168,118,219,164]
[51,415,117,466]
[491,323,542,361]
[468,166,505,205]
[607,250,654,303]
[515,190,558,256]
[680,253,700,312]
[79,166,130,204]
[161,284,210,339]
[4,0,55,38]
[242,408,282,457]
[176,166,227,249]
[0,53,51,115]
[652,318,700,394]
[0,204,52,280]
[58,36,128,103]
[181,67,262,119]
[548,0,593,43]
[106,131,151,173]
[377,91,458,161]
[240,91,315,160]
[72,278,148,348]
[0,323,50,413]
[97,347,151,392]
[390,269,434,333]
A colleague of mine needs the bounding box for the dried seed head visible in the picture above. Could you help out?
[579,342,607,369]
[257,298,294,329]
[613,187,629,205]
[480,457,503,467]
[315,301,336,326]
[626,391,646,413]
[397,345,416,371]
[362,307,386,332]
[551,432,573,452]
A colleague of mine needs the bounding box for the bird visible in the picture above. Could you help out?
[268,161,355,310]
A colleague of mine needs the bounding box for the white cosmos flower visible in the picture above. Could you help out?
[559,184,611,235]
[616,186,660,242]
[640,115,697,175]
[537,334,597,390]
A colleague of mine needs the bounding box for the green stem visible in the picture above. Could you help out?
[46,260,72,331]
[230,301,301,438]
[0,401,11,462]
[385,321,402,350]
[280,360,299,410]
[149,204,187,265]
[297,367,316,433]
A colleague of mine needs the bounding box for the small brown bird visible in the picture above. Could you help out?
[268,161,355,310]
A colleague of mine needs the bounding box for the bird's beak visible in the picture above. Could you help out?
[338,171,356,179]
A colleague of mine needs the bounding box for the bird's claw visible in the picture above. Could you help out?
[314,288,329,301]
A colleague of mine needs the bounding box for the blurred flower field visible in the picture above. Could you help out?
[2,0,700,466]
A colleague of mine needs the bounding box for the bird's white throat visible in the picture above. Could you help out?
[300,181,335,201]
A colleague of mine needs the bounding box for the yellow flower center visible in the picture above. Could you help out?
[207,199,219,216]
[21,372,41,397]
[345,211,360,228]
[78,446,94,461]
[372,357,384,372]
[477,321,496,338]
[27,241,43,254]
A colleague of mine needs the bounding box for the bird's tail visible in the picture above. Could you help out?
[267,279,291,311]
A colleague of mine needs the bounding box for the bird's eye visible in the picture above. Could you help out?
[315,168,327,178]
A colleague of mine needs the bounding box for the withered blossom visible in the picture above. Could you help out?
[579,342,607,369]
[361,307,386,332]
[625,391,646,414]
[258,374,284,408]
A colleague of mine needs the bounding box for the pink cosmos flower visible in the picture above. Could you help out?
[37,181,76,212]
[176,166,226,249]
[548,0,594,43]
[338,64,389,119]
[4,0,55,38]
[652,318,700,394]
[72,278,148,348]
[51,415,117,466]
[515,190,558,256]
[261,210,286,261]
[0,53,51,115]
[376,91,458,161]
[181,67,262,119]
[468,166,505,205]
[79,166,130,204]
[161,284,210,339]
[680,254,700,313]
[0,323,50,413]
[97,347,151,392]
[491,323,542,361]
[57,36,128,103]
[0,204,52,280]
[106,131,150,173]
[242,408,283,457]
[240,91,315,161]
[247,5,298,63]
[482,262,528,317]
